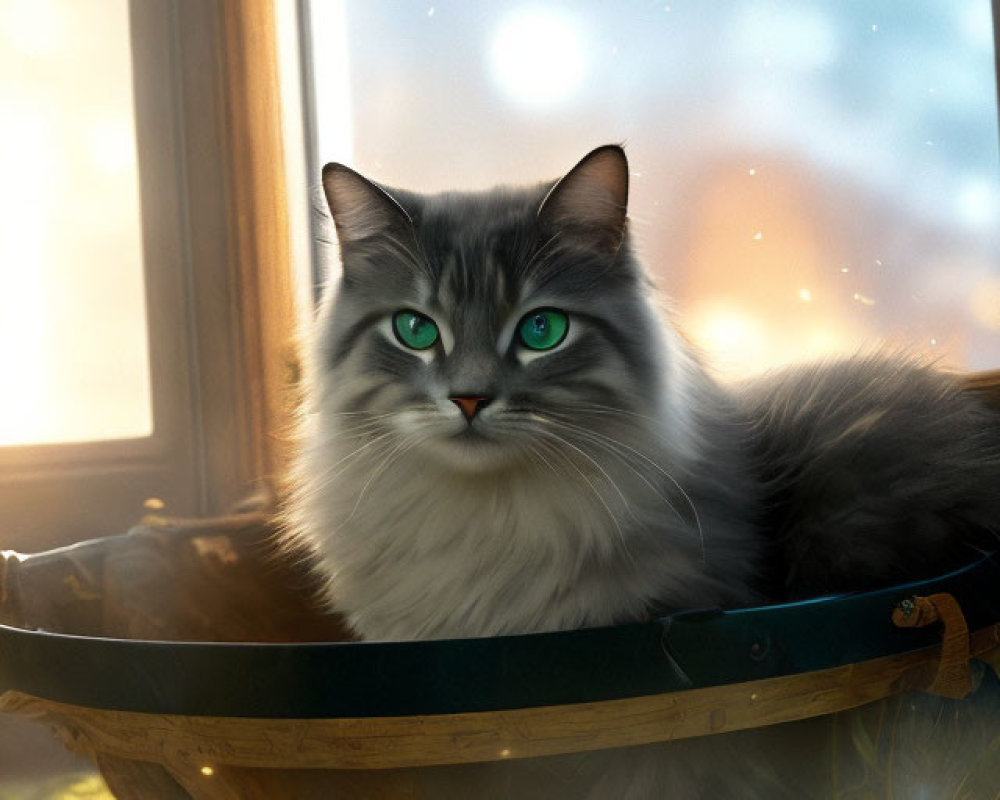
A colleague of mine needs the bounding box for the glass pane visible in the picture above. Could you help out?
[0,0,151,446]
[309,0,1000,379]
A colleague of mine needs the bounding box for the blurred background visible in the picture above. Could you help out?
[1,0,998,450]
[0,0,149,448]
[309,0,1000,379]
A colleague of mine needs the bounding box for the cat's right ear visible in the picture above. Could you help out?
[321,163,413,247]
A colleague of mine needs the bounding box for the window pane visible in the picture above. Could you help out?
[0,0,151,446]
[310,0,1000,378]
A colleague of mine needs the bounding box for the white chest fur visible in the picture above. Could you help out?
[299,441,688,641]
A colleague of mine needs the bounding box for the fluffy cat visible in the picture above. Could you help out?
[285,145,1000,797]
[288,145,998,639]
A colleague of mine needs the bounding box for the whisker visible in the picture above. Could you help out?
[536,414,706,562]
[547,422,686,525]
[306,431,399,492]
[536,436,635,563]
[332,420,395,438]
[323,409,400,417]
[343,432,423,524]
[537,430,634,515]
[554,403,666,429]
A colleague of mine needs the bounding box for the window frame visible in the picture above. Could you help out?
[0,0,296,552]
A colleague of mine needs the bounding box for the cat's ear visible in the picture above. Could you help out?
[537,145,629,254]
[322,163,413,247]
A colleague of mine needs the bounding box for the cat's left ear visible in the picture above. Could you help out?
[537,145,629,254]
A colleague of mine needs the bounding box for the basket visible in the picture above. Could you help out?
[2,374,998,798]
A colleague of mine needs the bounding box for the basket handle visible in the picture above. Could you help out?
[892,592,972,699]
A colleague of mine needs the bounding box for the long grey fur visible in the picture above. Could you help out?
[283,146,1000,798]
[286,145,1000,645]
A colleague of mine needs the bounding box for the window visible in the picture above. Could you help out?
[0,0,150,448]
[0,0,297,551]
[304,0,1000,379]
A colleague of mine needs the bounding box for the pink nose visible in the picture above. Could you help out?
[449,396,490,421]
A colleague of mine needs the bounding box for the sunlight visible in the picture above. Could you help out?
[688,305,768,376]
[0,110,53,446]
[489,8,586,107]
[1,0,66,57]
[970,277,1000,332]
[0,0,152,447]
[688,302,854,379]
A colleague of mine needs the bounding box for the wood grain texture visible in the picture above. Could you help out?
[891,593,973,698]
[218,0,297,496]
[2,625,997,773]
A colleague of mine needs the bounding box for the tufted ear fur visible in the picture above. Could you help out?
[537,145,629,254]
[322,162,412,247]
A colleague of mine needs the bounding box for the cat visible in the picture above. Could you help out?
[285,145,1000,797]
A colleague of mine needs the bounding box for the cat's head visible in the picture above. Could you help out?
[312,146,674,473]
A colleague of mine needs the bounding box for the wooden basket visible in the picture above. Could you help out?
[1,373,997,799]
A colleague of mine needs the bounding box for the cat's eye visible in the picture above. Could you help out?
[392,310,440,350]
[517,308,569,351]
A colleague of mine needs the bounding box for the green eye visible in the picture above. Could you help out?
[393,310,439,350]
[518,308,569,351]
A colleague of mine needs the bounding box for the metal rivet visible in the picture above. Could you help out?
[749,636,770,661]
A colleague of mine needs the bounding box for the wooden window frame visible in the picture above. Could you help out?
[0,0,296,551]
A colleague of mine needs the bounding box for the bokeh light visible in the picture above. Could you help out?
[489,8,586,108]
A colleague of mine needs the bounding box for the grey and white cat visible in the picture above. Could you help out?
[289,145,998,640]
[286,146,1000,796]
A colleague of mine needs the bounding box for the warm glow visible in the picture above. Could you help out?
[689,306,767,376]
[88,115,137,175]
[200,766,215,777]
[1,0,66,57]
[490,9,585,107]
[694,309,763,352]
[0,111,53,446]
[970,277,1000,331]
[0,0,151,447]
[689,303,853,379]
[676,160,879,378]
[802,328,845,359]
